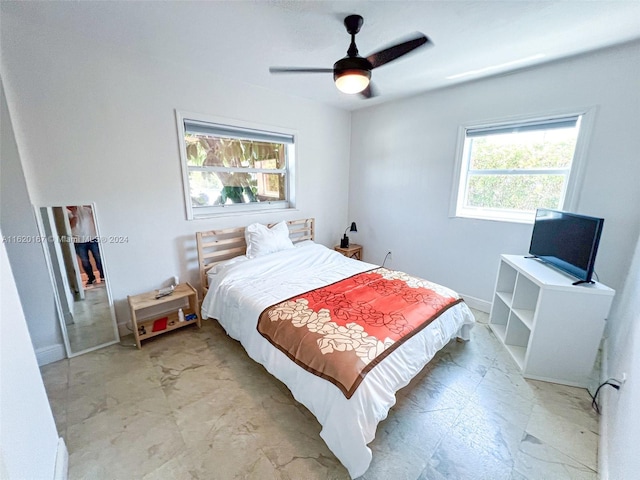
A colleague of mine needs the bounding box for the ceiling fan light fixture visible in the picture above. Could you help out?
[334,69,370,94]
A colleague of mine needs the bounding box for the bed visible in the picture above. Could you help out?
[197,218,475,478]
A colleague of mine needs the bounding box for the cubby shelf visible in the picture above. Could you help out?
[127,282,200,349]
[489,254,615,387]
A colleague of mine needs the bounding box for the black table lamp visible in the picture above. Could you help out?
[340,222,357,248]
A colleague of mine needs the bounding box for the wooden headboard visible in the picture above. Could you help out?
[196,218,315,299]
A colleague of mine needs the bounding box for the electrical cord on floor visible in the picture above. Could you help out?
[117,321,138,348]
[589,378,622,414]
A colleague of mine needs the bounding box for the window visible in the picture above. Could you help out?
[177,113,295,219]
[452,114,587,223]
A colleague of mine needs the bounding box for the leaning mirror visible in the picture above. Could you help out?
[36,203,119,356]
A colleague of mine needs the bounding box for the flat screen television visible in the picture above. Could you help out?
[528,209,604,285]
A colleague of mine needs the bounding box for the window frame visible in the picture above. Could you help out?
[449,108,595,224]
[176,111,297,220]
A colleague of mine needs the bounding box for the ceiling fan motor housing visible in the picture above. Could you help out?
[333,56,372,82]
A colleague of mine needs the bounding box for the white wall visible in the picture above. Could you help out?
[349,41,640,307]
[0,233,64,479]
[1,11,351,348]
[602,230,640,479]
[0,77,65,363]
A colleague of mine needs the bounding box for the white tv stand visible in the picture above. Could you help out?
[489,254,615,387]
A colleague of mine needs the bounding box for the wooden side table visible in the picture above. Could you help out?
[334,244,362,260]
[127,282,200,349]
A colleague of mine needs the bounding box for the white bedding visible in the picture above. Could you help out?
[201,242,475,478]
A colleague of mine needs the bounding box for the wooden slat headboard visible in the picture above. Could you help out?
[196,218,315,299]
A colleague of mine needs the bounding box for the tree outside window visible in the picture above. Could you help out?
[454,115,583,222]
[178,115,294,219]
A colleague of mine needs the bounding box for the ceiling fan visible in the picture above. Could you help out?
[269,14,431,99]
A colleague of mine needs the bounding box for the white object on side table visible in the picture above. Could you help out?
[489,254,615,387]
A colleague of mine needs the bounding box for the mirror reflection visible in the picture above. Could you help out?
[37,204,119,355]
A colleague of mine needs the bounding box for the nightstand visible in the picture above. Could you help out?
[127,282,200,349]
[334,244,362,260]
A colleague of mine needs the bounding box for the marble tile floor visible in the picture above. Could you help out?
[40,309,600,480]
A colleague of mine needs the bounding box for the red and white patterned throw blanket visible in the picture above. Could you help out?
[257,268,463,398]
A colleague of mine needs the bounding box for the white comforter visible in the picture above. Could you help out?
[201,242,475,478]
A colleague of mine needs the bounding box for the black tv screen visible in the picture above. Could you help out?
[529,209,604,284]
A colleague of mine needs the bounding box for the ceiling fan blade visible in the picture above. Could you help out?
[366,34,430,69]
[269,67,334,74]
[359,83,377,99]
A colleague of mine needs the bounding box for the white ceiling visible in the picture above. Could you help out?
[3,1,640,111]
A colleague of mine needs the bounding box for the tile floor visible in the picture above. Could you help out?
[40,309,600,479]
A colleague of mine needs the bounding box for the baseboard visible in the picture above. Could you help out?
[54,437,68,480]
[460,294,491,313]
[523,373,588,389]
[35,343,66,366]
[598,337,609,480]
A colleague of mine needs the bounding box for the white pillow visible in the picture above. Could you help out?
[244,221,294,259]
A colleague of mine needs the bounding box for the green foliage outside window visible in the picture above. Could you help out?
[467,175,564,210]
[464,129,578,212]
[470,135,575,170]
[184,135,286,207]
[185,136,284,169]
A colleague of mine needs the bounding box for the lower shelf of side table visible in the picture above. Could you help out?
[135,309,200,343]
